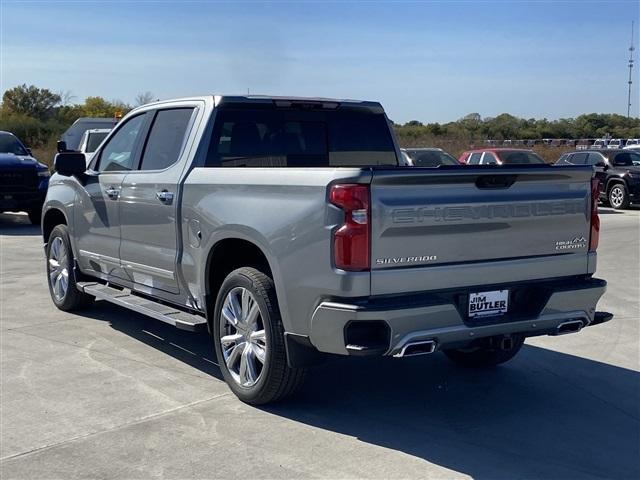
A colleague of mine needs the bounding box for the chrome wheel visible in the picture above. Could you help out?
[609,186,625,208]
[48,237,69,301]
[219,287,267,387]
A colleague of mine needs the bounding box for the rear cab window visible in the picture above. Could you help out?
[206,107,397,167]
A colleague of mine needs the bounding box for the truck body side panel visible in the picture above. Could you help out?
[181,167,372,334]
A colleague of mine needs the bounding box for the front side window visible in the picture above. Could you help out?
[586,153,605,165]
[207,108,396,167]
[97,114,146,172]
[140,108,195,170]
[612,152,640,166]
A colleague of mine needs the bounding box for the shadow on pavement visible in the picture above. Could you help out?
[0,213,41,236]
[80,302,223,381]
[82,300,639,479]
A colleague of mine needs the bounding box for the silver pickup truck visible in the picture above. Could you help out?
[42,95,611,404]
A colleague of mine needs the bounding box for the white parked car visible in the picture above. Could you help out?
[591,139,608,149]
[624,138,639,148]
[607,139,624,149]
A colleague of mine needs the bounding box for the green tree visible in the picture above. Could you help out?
[82,96,130,118]
[2,84,61,120]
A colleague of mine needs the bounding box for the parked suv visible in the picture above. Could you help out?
[555,149,640,209]
[42,95,611,404]
[0,131,50,224]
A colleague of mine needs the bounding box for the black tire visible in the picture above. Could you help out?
[27,208,42,225]
[608,183,630,210]
[46,224,94,311]
[443,335,525,368]
[213,267,305,405]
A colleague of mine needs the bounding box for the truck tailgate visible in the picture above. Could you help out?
[370,165,594,295]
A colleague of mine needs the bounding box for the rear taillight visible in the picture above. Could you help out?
[589,177,601,252]
[329,184,370,271]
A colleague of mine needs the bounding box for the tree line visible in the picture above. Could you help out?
[394,112,640,148]
[0,84,152,148]
[1,84,639,152]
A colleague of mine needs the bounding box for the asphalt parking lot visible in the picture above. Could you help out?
[1,208,638,479]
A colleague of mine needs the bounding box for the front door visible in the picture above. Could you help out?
[74,113,149,279]
[119,106,198,294]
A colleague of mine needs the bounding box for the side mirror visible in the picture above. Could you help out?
[595,161,606,168]
[54,152,86,176]
[26,148,33,156]
[57,140,69,153]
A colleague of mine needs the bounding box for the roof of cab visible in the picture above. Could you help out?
[215,95,384,112]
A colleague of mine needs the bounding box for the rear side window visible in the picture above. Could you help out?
[86,132,109,153]
[499,151,545,164]
[140,108,195,170]
[481,152,498,165]
[207,108,396,167]
[467,153,482,164]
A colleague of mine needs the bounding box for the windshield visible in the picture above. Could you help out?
[86,132,110,153]
[0,133,28,155]
[405,149,458,167]
[207,107,397,167]
[499,151,546,164]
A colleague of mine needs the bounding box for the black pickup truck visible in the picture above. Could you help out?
[0,131,50,224]
[555,149,640,209]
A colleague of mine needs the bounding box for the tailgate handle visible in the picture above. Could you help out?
[476,175,517,189]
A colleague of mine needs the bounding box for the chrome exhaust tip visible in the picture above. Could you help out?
[555,320,584,335]
[394,340,437,358]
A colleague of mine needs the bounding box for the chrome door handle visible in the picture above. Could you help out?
[105,187,119,199]
[156,190,174,204]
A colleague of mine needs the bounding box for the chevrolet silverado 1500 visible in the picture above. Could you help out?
[42,95,612,404]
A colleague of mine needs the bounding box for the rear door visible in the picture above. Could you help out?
[118,104,201,294]
[369,166,594,295]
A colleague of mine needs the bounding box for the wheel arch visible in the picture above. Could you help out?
[204,237,277,331]
[42,207,69,244]
[606,177,627,193]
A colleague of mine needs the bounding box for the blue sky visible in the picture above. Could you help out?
[1,0,639,123]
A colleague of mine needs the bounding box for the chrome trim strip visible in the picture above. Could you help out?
[78,249,120,266]
[122,259,175,279]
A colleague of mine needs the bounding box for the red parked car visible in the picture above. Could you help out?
[458,148,546,165]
